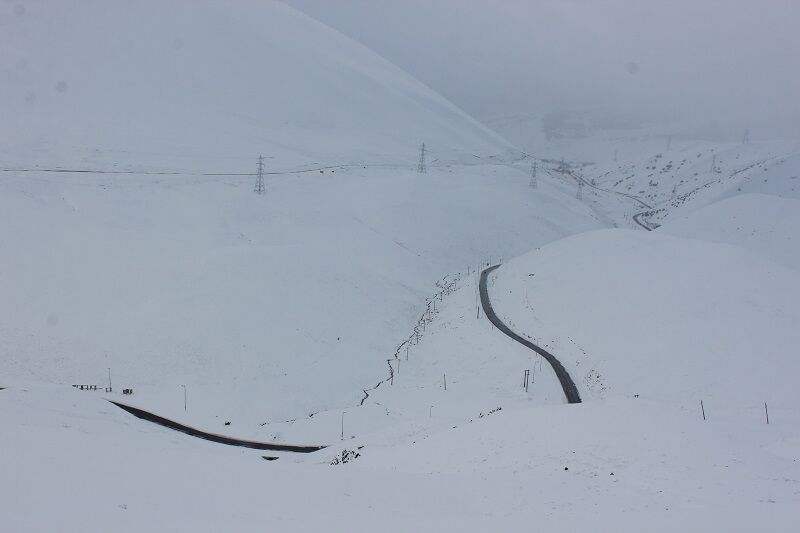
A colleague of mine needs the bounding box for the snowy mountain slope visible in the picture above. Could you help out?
[662,194,800,271]
[4,270,799,532]
[0,0,615,431]
[0,162,604,431]
[0,0,511,170]
[367,208,796,530]
[4,1,799,530]
[489,229,800,407]
[482,112,800,233]
[583,140,800,227]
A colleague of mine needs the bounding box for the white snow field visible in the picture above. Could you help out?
[2,1,800,532]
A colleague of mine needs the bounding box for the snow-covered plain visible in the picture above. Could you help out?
[2,1,800,531]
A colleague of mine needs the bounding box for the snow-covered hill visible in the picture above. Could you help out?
[489,229,800,405]
[0,0,606,429]
[662,193,800,271]
[3,2,799,531]
[581,139,800,228]
[0,0,510,170]
[0,165,603,428]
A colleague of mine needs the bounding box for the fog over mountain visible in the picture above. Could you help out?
[284,0,800,141]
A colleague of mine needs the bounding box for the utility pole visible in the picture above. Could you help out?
[181,384,187,412]
[417,142,427,174]
[529,161,538,189]
[254,155,266,195]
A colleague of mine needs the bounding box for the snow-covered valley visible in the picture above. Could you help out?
[2,1,799,531]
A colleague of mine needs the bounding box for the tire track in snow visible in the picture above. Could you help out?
[479,265,582,404]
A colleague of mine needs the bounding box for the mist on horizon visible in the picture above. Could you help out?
[284,0,800,142]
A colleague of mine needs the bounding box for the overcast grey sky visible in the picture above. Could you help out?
[283,0,800,138]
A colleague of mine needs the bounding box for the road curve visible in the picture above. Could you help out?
[110,401,326,453]
[566,169,656,232]
[479,265,582,404]
[632,212,655,231]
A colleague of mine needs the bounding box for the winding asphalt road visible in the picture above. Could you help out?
[566,169,656,232]
[479,265,582,404]
[110,401,326,453]
[632,212,655,231]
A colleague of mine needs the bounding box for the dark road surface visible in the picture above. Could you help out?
[479,265,582,404]
[110,401,327,453]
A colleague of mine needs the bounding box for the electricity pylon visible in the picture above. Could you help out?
[254,155,266,195]
[576,177,584,200]
[529,161,537,189]
[417,143,427,174]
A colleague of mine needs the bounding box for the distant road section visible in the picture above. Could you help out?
[110,401,326,453]
[632,212,656,231]
[479,265,582,404]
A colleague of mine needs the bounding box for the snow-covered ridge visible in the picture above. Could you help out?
[0,0,511,170]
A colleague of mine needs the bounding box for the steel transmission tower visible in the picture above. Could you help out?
[576,177,584,200]
[529,161,537,189]
[254,155,266,195]
[417,143,427,174]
